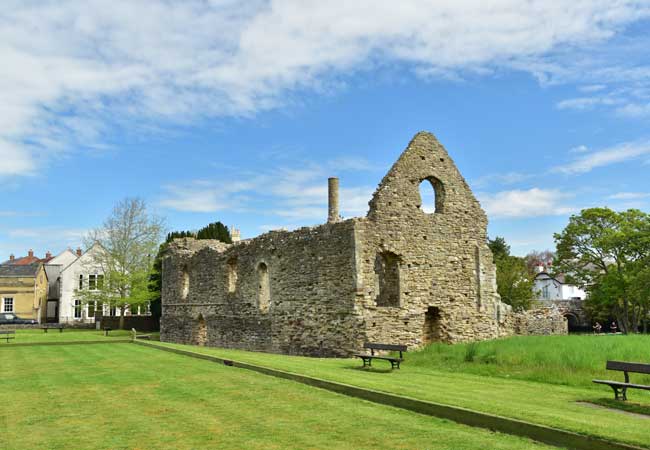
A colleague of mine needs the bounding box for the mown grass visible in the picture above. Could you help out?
[0,328,159,343]
[153,335,650,448]
[0,344,553,450]
[408,334,650,388]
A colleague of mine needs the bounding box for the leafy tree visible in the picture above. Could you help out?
[488,236,510,260]
[488,236,535,311]
[196,221,232,243]
[554,207,650,333]
[75,198,164,329]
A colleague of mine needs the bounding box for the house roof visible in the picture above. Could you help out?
[0,263,42,278]
[3,255,40,265]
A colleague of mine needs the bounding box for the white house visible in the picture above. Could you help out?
[534,266,587,301]
[45,244,124,323]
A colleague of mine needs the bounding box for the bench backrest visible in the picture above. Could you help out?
[606,360,650,375]
[0,330,15,335]
[364,342,407,352]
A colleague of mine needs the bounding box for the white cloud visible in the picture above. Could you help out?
[569,144,589,153]
[1,1,649,176]
[471,171,531,188]
[554,141,650,174]
[608,192,650,200]
[478,188,575,218]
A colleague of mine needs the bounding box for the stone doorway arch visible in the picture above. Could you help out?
[423,306,442,345]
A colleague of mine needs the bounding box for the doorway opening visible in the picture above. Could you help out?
[423,306,442,345]
[195,314,207,346]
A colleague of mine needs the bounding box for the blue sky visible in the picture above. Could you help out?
[2,1,650,258]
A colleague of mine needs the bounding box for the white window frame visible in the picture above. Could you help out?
[2,297,14,313]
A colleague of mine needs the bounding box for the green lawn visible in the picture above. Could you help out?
[0,344,553,450]
[0,328,158,343]
[153,335,650,448]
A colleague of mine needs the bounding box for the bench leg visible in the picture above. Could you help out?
[391,360,400,370]
[611,386,628,401]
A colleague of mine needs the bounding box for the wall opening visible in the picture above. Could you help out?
[565,313,579,333]
[417,177,445,213]
[181,265,190,300]
[195,314,207,346]
[257,262,271,313]
[374,251,401,307]
[423,306,442,345]
[227,258,238,293]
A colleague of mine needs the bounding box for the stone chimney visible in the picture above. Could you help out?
[9,254,14,262]
[327,177,340,224]
[76,247,83,257]
[231,226,241,243]
[28,249,34,258]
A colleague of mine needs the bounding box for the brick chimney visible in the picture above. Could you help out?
[45,251,52,259]
[76,247,83,257]
[9,254,14,262]
[28,249,34,258]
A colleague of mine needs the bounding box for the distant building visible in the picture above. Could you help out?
[0,263,48,322]
[533,263,587,301]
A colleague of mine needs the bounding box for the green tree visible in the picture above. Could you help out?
[75,198,164,329]
[196,221,232,243]
[488,236,510,260]
[488,236,535,311]
[554,207,650,333]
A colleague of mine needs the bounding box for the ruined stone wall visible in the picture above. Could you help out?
[353,132,504,349]
[161,221,361,356]
[499,306,568,336]
[161,131,567,358]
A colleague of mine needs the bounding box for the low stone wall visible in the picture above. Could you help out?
[97,315,159,332]
[512,306,568,336]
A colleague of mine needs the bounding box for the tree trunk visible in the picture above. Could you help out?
[119,307,125,330]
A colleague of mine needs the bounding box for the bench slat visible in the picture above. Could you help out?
[363,342,407,352]
[606,360,650,375]
[593,380,650,390]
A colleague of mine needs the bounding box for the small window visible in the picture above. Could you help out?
[74,300,82,319]
[97,274,104,289]
[89,274,97,290]
[109,304,117,316]
[79,274,84,290]
[3,298,14,313]
[227,258,238,293]
[181,266,190,300]
[417,177,445,213]
[257,262,271,313]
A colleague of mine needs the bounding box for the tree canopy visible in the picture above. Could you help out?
[488,236,535,311]
[554,207,650,333]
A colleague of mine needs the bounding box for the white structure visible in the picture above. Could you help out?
[534,264,587,301]
[45,244,119,323]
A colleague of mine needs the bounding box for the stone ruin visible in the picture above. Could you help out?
[160,132,566,356]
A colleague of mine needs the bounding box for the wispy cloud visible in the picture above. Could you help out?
[478,188,576,219]
[1,1,649,177]
[554,141,650,174]
[607,192,650,200]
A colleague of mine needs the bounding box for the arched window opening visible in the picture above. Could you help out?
[257,262,271,313]
[227,258,238,293]
[374,251,401,307]
[195,314,207,346]
[181,265,190,300]
[417,177,445,213]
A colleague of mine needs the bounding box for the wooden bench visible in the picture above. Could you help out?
[593,360,650,400]
[0,330,15,343]
[355,343,407,370]
[131,328,152,341]
[42,325,63,333]
[103,327,112,336]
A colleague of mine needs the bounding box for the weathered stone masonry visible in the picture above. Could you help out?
[161,132,566,356]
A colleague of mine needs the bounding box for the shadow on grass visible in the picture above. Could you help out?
[578,398,650,417]
[344,365,395,374]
